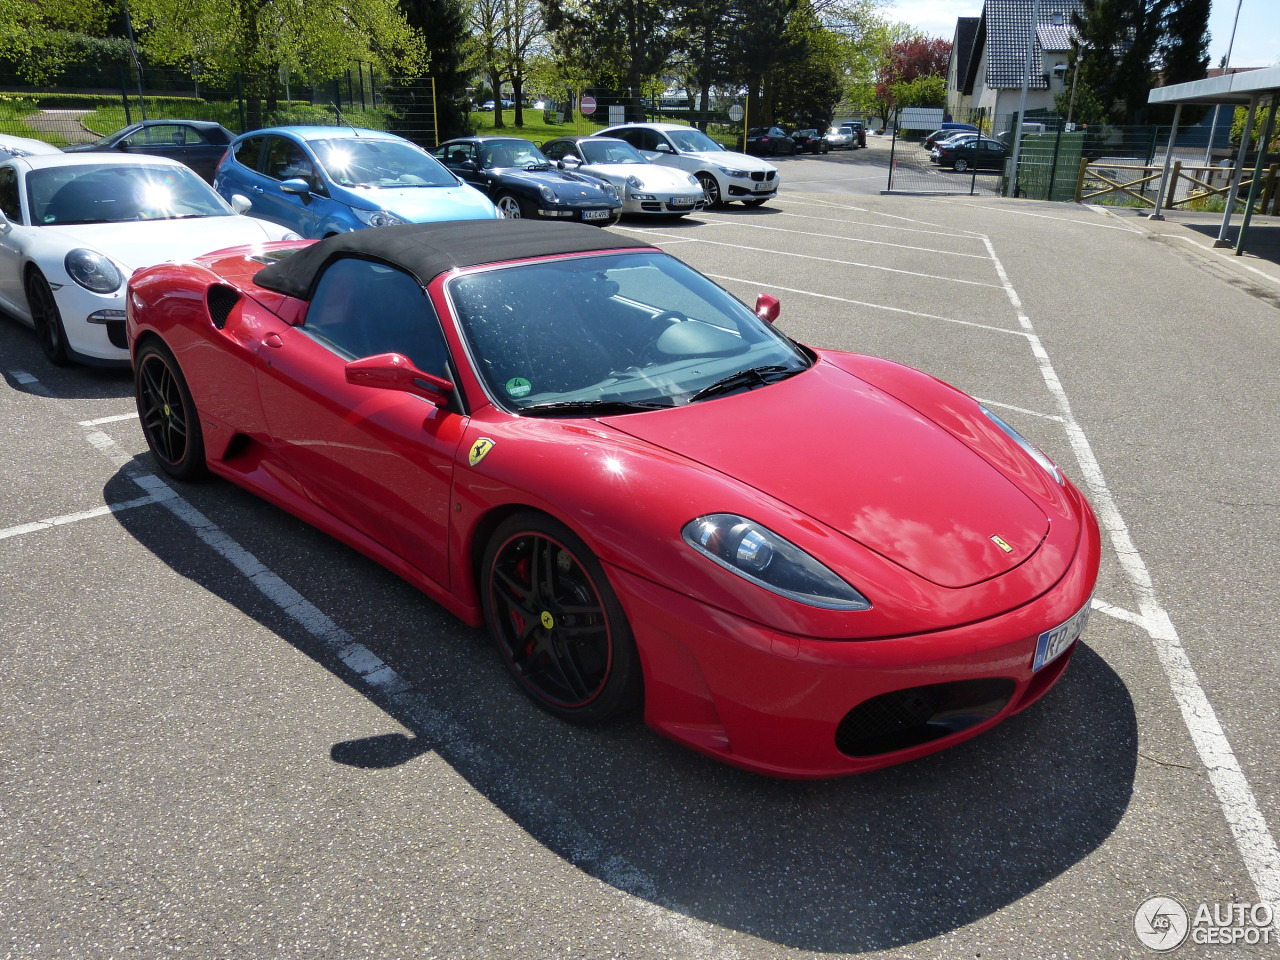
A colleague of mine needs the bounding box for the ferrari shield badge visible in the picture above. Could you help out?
[468,437,496,467]
[990,535,1014,553]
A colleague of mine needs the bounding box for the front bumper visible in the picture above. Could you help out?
[52,280,131,364]
[622,192,705,215]
[609,493,1101,778]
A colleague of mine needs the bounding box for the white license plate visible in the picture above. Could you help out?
[753,182,773,192]
[582,209,610,220]
[669,196,695,207]
[1033,600,1091,671]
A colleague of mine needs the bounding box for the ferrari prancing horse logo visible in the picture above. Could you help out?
[468,437,496,467]
[990,535,1014,553]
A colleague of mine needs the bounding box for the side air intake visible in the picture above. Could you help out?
[206,285,241,329]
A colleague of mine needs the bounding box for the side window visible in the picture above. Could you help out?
[542,141,568,161]
[234,136,266,172]
[264,137,317,183]
[303,258,451,377]
[441,143,474,166]
[0,166,20,221]
[139,125,183,146]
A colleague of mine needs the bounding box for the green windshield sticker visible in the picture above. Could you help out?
[505,377,532,398]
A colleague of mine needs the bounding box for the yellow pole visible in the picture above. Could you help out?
[431,77,439,147]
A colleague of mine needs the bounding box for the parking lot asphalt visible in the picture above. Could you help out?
[2,158,1277,959]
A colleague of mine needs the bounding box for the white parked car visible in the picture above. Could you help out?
[824,127,853,150]
[541,136,705,216]
[0,133,62,159]
[0,154,298,366]
[596,122,779,208]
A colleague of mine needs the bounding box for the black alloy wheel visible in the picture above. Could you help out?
[482,513,642,723]
[26,270,70,366]
[135,340,207,480]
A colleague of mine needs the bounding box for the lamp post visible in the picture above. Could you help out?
[1205,0,1246,164]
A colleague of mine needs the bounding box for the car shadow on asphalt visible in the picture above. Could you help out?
[107,462,1138,954]
[0,322,133,400]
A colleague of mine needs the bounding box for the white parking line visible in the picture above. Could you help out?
[0,494,159,541]
[613,227,1004,289]
[694,216,993,260]
[71,423,739,959]
[704,273,1030,338]
[983,235,1280,916]
[79,412,139,426]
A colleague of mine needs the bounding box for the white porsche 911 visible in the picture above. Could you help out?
[0,153,298,366]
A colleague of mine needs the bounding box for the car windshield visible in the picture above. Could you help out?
[26,163,230,225]
[579,140,646,165]
[665,128,724,153]
[447,251,810,413]
[312,138,457,188]
[480,140,551,170]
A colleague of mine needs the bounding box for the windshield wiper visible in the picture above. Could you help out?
[688,365,796,402]
[519,399,675,417]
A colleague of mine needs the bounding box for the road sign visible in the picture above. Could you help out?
[728,104,744,122]
[581,96,597,116]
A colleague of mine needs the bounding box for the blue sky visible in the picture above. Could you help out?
[880,0,1278,68]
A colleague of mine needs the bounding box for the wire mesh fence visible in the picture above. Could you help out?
[0,65,446,149]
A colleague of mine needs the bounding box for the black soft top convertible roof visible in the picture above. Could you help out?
[254,220,654,300]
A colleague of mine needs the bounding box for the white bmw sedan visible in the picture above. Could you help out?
[0,153,298,366]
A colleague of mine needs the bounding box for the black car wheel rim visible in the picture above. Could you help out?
[28,275,62,358]
[137,353,191,467]
[488,531,612,708]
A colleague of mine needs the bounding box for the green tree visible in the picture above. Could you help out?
[1072,0,1160,123]
[0,0,112,82]
[541,0,677,122]
[387,0,472,143]
[128,0,426,125]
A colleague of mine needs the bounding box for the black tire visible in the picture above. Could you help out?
[495,192,526,219]
[482,513,642,724]
[26,270,70,366]
[696,172,723,208]
[135,340,207,480]
[954,158,969,173]
[742,197,769,207]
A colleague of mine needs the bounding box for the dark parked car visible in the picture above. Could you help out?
[790,129,831,154]
[933,135,1009,172]
[433,136,621,224]
[63,120,234,181]
[745,127,796,156]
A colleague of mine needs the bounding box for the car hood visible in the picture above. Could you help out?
[345,183,498,221]
[497,168,613,199]
[581,164,699,191]
[41,216,290,271]
[679,150,775,172]
[606,361,1049,588]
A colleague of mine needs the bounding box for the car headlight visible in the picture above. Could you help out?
[65,249,123,293]
[539,185,557,203]
[716,166,749,178]
[682,514,871,610]
[686,174,701,188]
[281,231,303,241]
[352,208,406,227]
[599,182,619,200]
[625,175,644,189]
[981,405,1064,484]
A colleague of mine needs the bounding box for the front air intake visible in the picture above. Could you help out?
[835,678,1016,757]
[206,285,241,329]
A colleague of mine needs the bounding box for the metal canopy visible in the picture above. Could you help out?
[1146,68,1280,255]
[1148,66,1280,108]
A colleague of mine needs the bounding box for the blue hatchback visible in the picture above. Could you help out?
[213,126,499,237]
